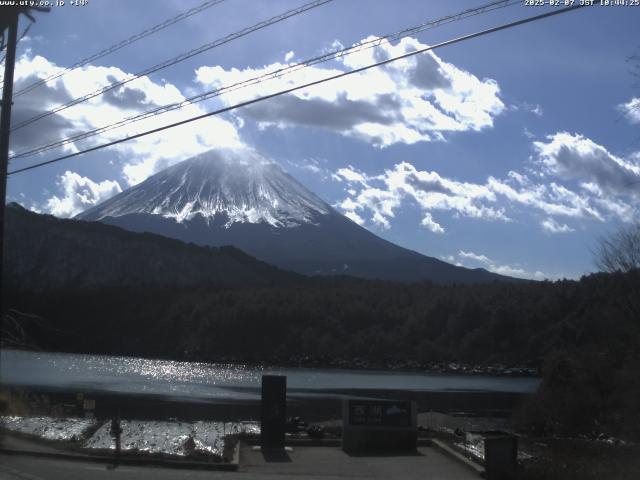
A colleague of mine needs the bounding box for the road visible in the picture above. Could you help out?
[1,444,480,480]
[1,455,261,480]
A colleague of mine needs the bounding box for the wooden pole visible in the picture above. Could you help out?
[0,10,19,330]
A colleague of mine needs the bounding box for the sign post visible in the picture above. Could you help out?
[260,375,286,449]
[484,433,518,480]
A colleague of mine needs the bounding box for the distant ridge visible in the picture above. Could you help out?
[4,203,301,291]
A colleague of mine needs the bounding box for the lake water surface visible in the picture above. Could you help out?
[0,349,540,402]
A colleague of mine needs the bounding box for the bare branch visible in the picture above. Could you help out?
[596,224,640,273]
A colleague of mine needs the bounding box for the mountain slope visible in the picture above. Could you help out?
[4,203,301,291]
[77,149,516,284]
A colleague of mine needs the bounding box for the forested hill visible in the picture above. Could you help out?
[4,203,302,290]
[8,269,638,372]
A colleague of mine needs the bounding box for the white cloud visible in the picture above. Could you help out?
[533,132,640,197]
[510,101,543,117]
[457,250,546,280]
[12,53,245,187]
[336,166,367,183]
[420,212,444,233]
[458,250,491,264]
[541,218,574,234]
[195,35,504,147]
[530,104,543,116]
[46,171,122,218]
[333,135,640,233]
[334,162,508,232]
[284,50,295,62]
[344,210,365,225]
[12,199,42,214]
[286,157,333,180]
[591,194,637,223]
[619,97,640,123]
[486,176,603,220]
[299,161,321,174]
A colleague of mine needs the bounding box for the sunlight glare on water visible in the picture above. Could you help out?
[111,356,262,385]
[0,349,540,401]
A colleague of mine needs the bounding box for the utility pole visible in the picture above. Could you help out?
[0,7,48,340]
[0,10,20,327]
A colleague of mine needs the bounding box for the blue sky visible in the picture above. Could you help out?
[5,0,640,280]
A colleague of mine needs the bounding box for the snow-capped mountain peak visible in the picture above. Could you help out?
[78,149,330,228]
[76,148,517,284]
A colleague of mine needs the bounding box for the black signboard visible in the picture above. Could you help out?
[347,400,412,428]
[261,375,286,449]
[484,434,518,480]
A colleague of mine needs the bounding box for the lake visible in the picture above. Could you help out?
[0,349,540,404]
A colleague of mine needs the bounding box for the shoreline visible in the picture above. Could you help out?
[0,347,540,378]
[1,384,531,422]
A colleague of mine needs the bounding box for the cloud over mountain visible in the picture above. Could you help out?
[46,171,122,218]
[11,53,244,187]
[455,250,546,280]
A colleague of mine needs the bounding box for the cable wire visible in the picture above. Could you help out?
[10,0,334,132]
[7,4,588,176]
[10,0,520,161]
[0,21,32,75]
[11,0,228,98]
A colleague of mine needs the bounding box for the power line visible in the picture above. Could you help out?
[11,0,518,160]
[11,0,228,98]
[11,0,520,161]
[0,21,33,73]
[7,4,588,177]
[11,0,334,132]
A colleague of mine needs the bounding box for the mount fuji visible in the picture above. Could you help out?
[77,149,514,284]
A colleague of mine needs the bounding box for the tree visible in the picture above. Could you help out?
[595,223,640,325]
[596,224,640,274]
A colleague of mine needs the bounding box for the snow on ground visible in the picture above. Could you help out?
[83,420,260,458]
[455,432,533,461]
[0,416,97,441]
[1,416,260,459]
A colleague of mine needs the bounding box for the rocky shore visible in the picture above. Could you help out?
[185,354,539,377]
